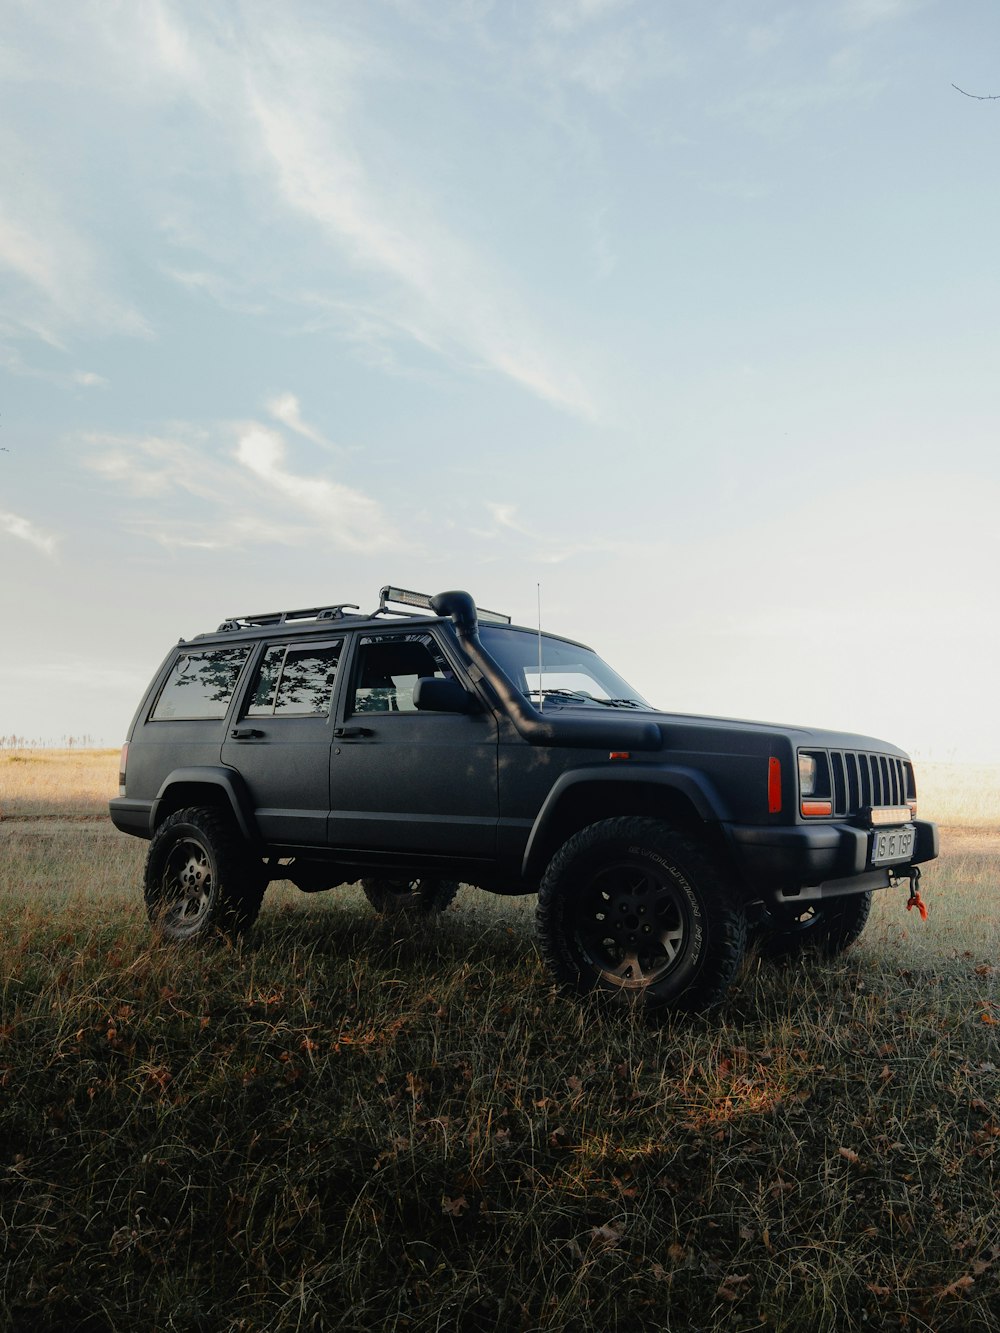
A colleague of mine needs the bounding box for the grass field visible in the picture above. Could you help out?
[0,751,997,1331]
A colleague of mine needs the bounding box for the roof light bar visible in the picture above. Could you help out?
[378,585,511,624]
[476,605,513,625]
[380,585,434,612]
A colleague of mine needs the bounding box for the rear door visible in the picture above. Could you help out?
[328,629,499,856]
[221,638,343,845]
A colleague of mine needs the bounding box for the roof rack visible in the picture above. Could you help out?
[217,604,360,633]
[375,585,510,624]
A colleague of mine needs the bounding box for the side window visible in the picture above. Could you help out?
[350,634,451,714]
[246,641,342,717]
[151,647,251,720]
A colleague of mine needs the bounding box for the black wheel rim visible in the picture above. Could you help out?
[573,860,690,991]
[158,835,215,935]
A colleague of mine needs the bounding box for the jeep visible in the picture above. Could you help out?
[110,586,938,1013]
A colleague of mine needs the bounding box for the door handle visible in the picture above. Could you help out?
[230,727,264,739]
[333,726,372,738]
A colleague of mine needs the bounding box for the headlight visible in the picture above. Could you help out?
[798,753,817,796]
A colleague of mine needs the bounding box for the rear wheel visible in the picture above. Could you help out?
[360,878,460,917]
[144,807,265,941]
[536,817,746,1015]
[754,890,872,962]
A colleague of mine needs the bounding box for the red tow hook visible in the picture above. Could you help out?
[905,864,928,920]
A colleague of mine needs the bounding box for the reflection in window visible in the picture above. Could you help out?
[247,642,342,717]
[151,647,251,720]
[351,634,449,714]
[248,647,284,714]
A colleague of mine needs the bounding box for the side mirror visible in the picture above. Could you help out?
[413,677,478,714]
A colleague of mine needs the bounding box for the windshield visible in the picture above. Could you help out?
[479,626,652,710]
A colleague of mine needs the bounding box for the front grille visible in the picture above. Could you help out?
[826,750,912,818]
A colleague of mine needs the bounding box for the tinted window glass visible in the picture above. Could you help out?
[151,647,251,720]
[247,646,284,714]
[351,634,450,714]
[479,626,650,708]
[247,642,342,717]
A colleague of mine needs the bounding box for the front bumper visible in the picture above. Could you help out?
[726,817,938,889]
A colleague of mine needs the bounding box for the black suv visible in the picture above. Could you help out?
[111,586,938,1014]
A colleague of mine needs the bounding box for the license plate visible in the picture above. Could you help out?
[871,826,915,865]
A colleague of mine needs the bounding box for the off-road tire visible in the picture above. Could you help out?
[536,817,746,1016]
[754,890,872,962]
[144,806,265,941]
[360,878,460,917]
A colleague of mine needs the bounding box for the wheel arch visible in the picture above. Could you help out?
[151,767,259,844]
[521,767,731,884]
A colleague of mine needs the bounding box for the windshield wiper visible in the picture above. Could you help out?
[527,688,600,705]
[527,689,644,710]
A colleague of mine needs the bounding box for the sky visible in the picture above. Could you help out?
[1,0,999,762]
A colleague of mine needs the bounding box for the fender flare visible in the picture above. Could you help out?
[150,766,260,844]
[520,765,730,880]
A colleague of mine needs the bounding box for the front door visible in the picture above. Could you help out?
[329,630,499,857]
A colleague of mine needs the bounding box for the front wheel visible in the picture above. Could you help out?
[536,818,746,1016]
[144,807,265,941]
[360,878,460,917]
[753,891,872,962]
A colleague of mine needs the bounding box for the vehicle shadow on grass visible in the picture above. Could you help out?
[248,888,542,979]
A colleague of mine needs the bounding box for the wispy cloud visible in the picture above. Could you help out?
[0,128,150,346]
[161,266,265,317]
[242,80,596,417]
[473,500,623,565]
[77,4,597,417]
[82,404,400,554]
[543,0,633,34]
[840,0,916,29]
[265,393,336,450]
[2,4,602,414]
[0,509,58,557]
[713,58,884,131]
[0,345,109,388]
[397,0,675,98]
[235,425,397,550]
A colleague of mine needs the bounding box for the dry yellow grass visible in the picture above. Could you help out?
[915,761,1000,829]
[0,747,119,817]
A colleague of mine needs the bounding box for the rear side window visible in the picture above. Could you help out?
[151,647,251,721]
[246,642,342,717]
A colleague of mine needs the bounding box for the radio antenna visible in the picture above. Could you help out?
[536,582,544,712]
